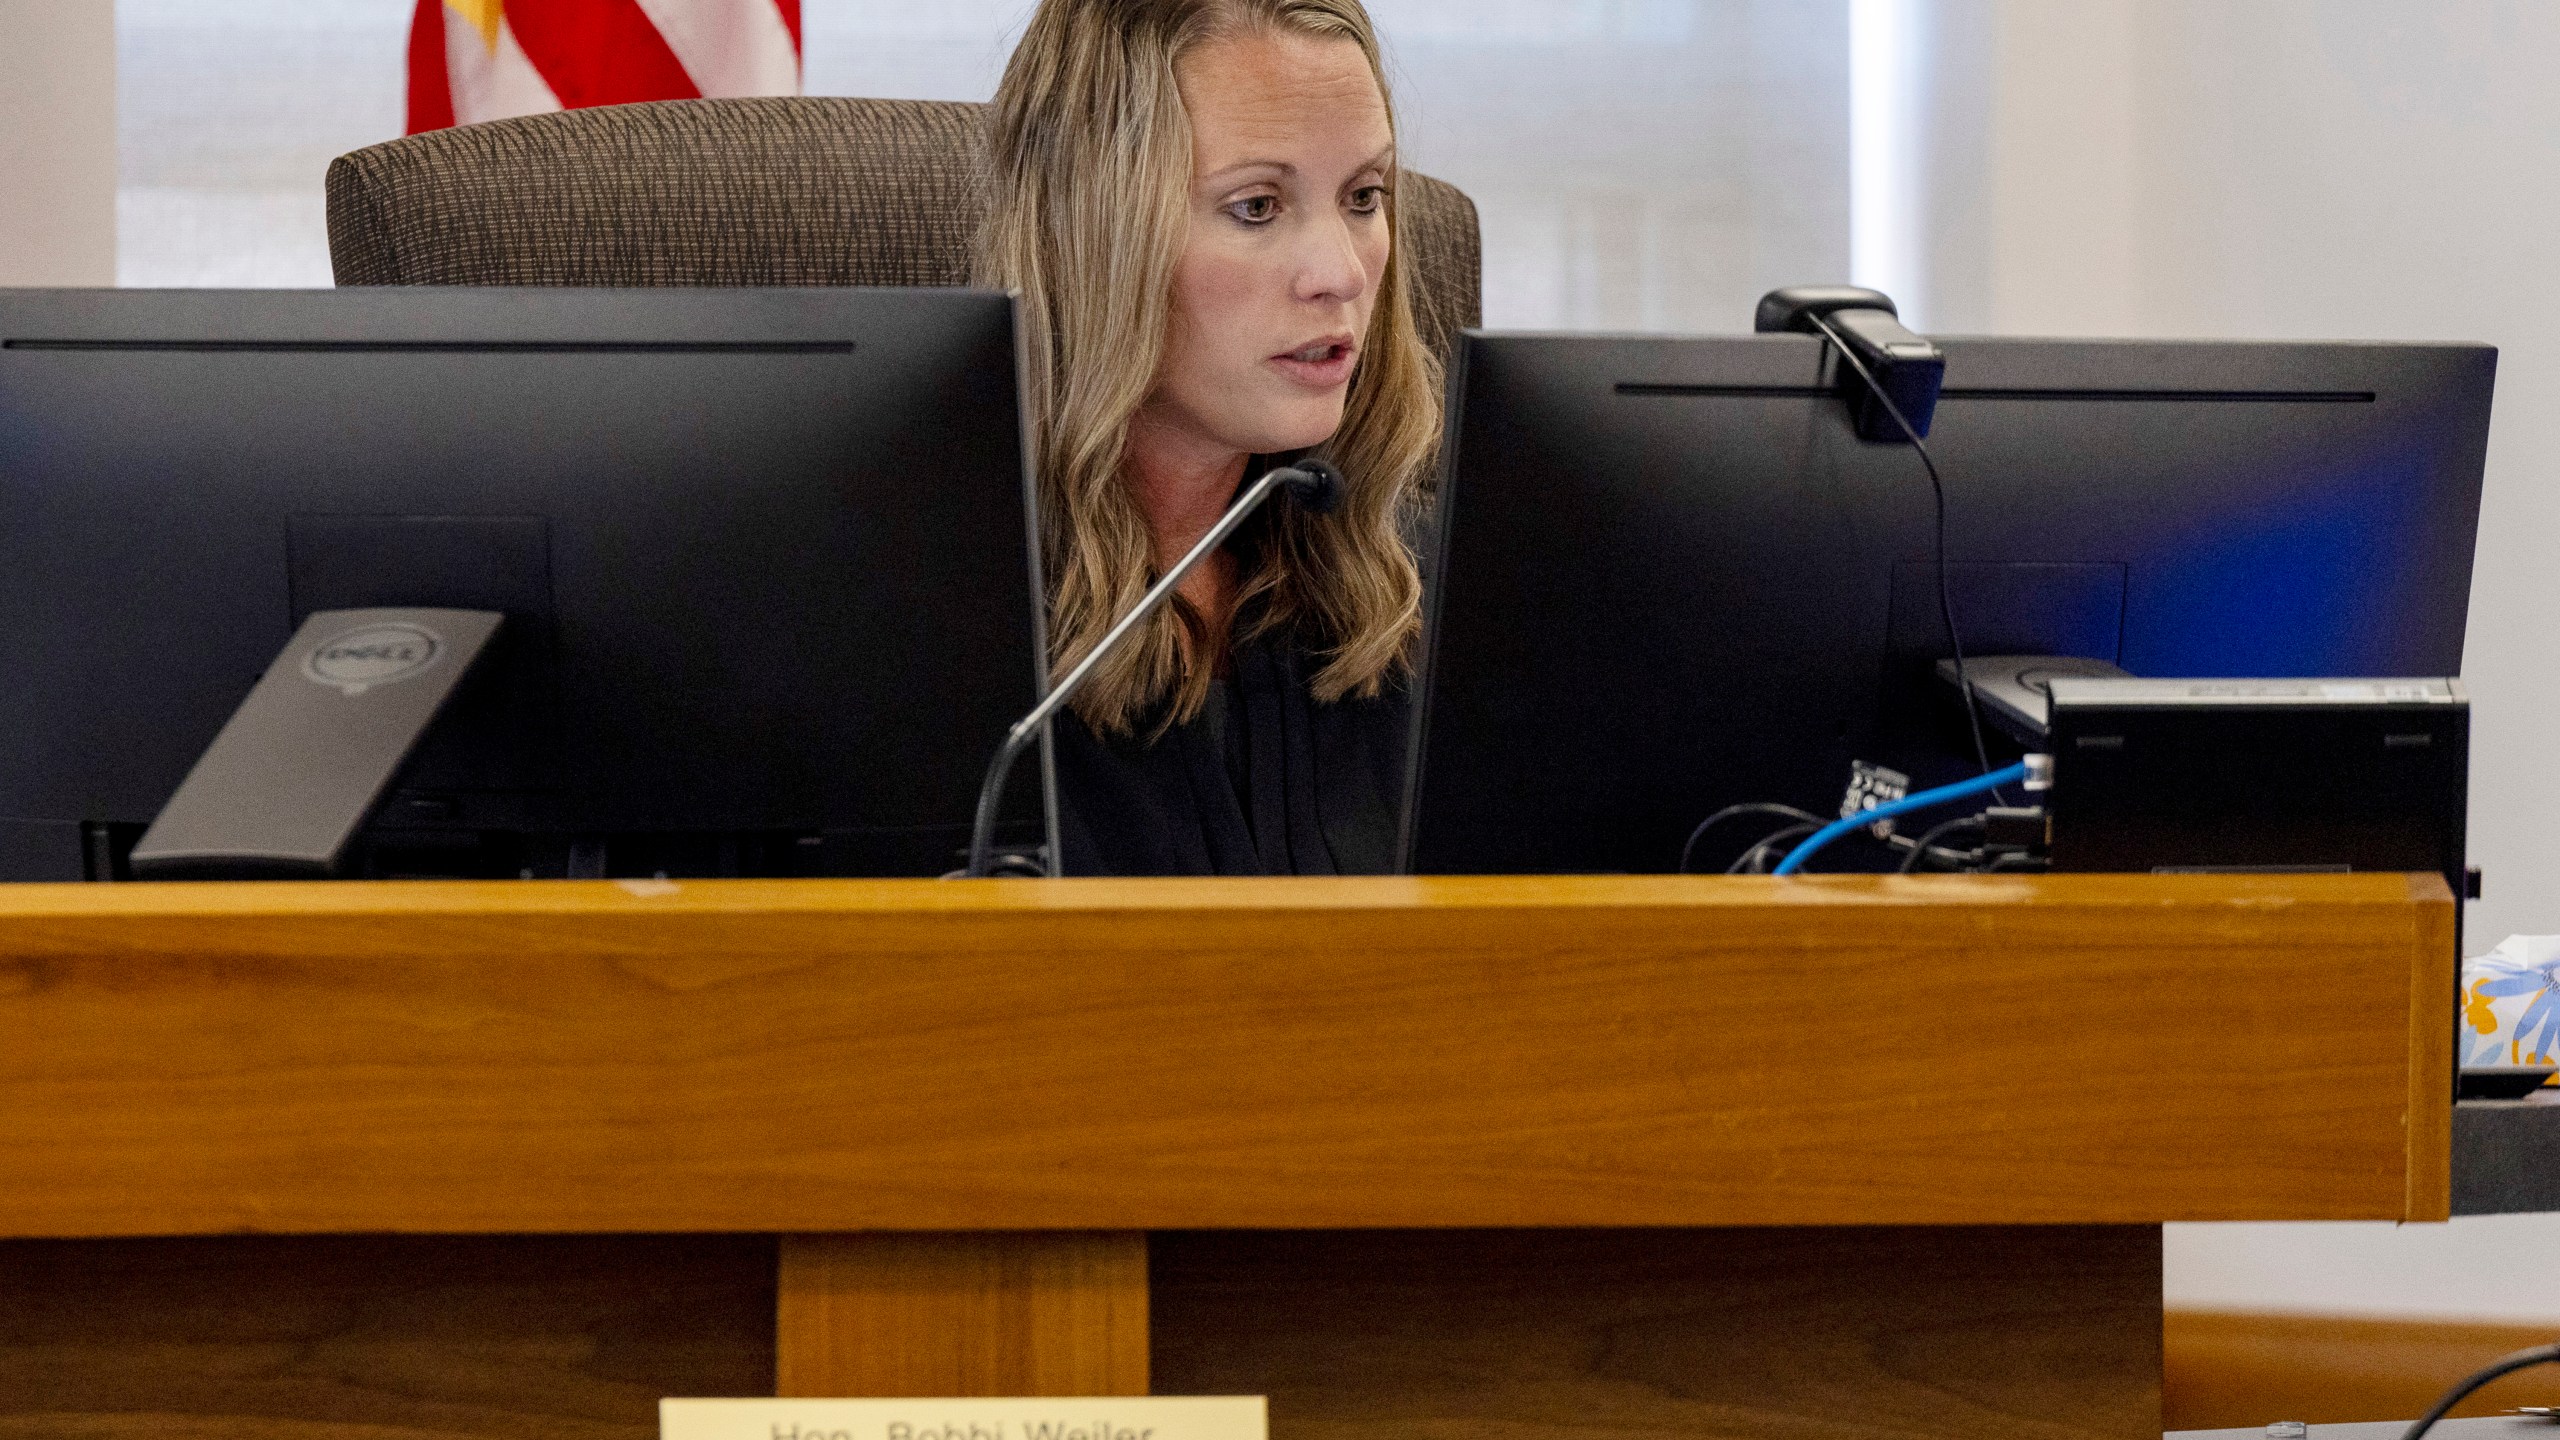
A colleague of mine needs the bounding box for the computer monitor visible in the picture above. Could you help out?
[0,287,1048,881]
[1402,331,2494,875]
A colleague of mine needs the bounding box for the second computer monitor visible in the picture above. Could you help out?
[1403,331,2493,875]
[0,287,1047,880]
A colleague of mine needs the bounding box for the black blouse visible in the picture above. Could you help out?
[1051,628,1411,876]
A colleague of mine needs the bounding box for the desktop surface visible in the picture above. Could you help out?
[2174,1422,2555,1440]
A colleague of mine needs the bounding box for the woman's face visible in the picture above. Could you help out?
[1143,29,1395,465]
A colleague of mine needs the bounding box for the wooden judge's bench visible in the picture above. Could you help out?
[0,873,2451,1439]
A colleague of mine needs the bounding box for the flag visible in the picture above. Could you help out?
[408,0,802,135]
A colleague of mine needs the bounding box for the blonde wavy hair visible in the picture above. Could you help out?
[977,0,1442,737]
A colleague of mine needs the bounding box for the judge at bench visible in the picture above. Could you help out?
[975,0,1441,877]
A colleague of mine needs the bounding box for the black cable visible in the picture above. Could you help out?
[942,849,1050,880]
[1738,834,1794,875]
[1729,821,1820,875]
[1883,830,1987,870]
[1728,826,1788,875]
[1803,310,2005,804]
[1680,803,1825,874]
[1897,813,1987,874]
[2400,1341,2560,1440]
[1978,851,2048,873]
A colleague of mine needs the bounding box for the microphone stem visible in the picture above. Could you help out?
[966,463,1301,878]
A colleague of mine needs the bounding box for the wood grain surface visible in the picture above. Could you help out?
[777,1232,1148,1398]
[1153,1226,2163,1440]
[0,872,2452,1235]
[2165,1310,2560,1429]
[2409,892,2458,1221]
[0,1233,774,1440]
[0,1227,2163,1440]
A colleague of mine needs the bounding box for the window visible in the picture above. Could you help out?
[118,0,1848,330]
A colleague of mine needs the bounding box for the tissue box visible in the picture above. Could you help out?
[2464,935,2560,1067]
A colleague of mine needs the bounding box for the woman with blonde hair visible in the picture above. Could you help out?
[979,0,1442,874]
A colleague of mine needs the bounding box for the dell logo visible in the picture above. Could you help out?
[303,623,442,696]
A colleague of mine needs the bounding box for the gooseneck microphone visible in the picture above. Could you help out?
[963,458,1344,878]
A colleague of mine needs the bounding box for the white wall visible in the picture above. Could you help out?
[0,0,116,285]
[1917,0,2560,1321]
[813,0,1857,333]
[2169,1217,2560,1323]
[117,0,403,286]
[118,0,1846,320]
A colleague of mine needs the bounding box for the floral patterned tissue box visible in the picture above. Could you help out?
[2465,935,2560,1068]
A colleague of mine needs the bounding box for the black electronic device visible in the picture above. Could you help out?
[2042,677,2469,896]
[0,288,1048,881]
[1402,331,2493,876]
[1754,285,1945,441]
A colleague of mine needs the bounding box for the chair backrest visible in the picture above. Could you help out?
[326,96,1484,365]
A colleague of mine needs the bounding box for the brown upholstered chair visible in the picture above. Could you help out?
[325,97,1483,364]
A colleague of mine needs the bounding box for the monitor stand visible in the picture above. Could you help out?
[1933,654,2132,746]
[128,608,503,880]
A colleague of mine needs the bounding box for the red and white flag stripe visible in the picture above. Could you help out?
[408,0,802,135]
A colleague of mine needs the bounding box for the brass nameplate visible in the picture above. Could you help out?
[661,1397,1267,1440]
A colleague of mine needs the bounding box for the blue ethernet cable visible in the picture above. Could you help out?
[1771,761,2034,876]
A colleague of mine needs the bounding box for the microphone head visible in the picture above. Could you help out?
[1276,458,1344,515]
